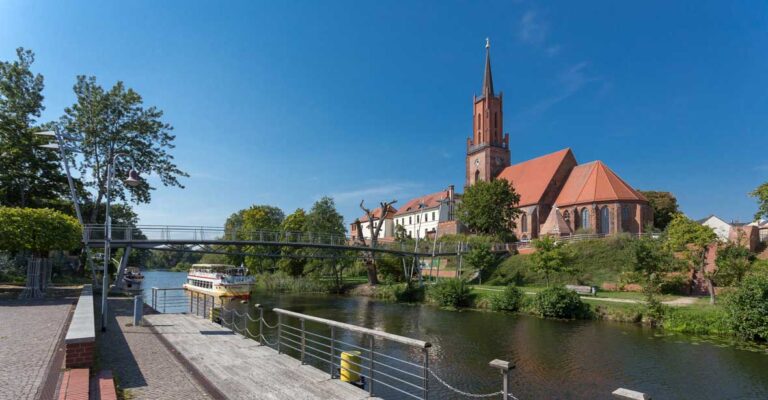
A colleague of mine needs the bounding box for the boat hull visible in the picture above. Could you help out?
[183,283,252,299]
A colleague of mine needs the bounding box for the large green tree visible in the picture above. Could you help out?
[223,205,284,272]
[665,214,718,304]
[279,208,308,276]
[639,190,679,230]
[0,48,68,208]
[0,207,81,256]
[531,235,573,287]
[750,182,768,221]
[630,235,675,322]
[60,76,188,223]
[305,197,348,288]
[456,179,521,237]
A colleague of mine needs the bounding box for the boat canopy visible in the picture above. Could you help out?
[190,264,247,275]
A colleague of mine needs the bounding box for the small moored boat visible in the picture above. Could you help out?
[123,266,144,290]
[183,264,254,299]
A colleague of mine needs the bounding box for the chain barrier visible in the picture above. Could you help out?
[427,368,520,399]
[260,334,278,346]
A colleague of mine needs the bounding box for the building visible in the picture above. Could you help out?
[698,215,733,242]
[393,185,458,239]
[699,215,762,252]
[465,40,652,240]
[747,219,768,243]
[350,204,397,240]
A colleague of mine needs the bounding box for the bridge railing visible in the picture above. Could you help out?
[148,287,219,318]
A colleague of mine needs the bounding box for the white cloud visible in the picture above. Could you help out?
[517,62,601,118]
[519,11,548,45]
[329,182,424,202]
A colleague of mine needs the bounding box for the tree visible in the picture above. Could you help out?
[639,191,679,230]
[0,207,81,256]
[305,197,348,289]
[750,182,768,221]
[239,205,284,273]
[464,242,498,284]
[456,179,520,237]
[60,76,188,223]
[724,273,768,341]
[714,242,752,287]
[279,208,308,276]
[353,199,397,285]
[665,213,718,304]
[531,235,573,287]
[0,48,68,208]
[630,235,674,323]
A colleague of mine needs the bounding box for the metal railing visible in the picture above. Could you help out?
[149,287,218,318]
[218,305,519,400]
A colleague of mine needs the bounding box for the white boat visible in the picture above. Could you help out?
[183,264,255,299]
[122,266,144,290]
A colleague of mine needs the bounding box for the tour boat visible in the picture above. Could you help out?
[183,264,255,299]
[122,266,144,290]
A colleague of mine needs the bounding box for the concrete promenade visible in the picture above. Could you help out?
[0,298,74,400]
[144,313,376,400]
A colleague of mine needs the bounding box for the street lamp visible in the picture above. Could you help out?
[36,129,142,331]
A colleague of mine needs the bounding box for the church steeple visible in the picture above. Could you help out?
[482,38,494,98]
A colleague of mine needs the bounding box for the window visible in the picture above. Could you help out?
[581,208,590,229]
[432,211,436,221]
[409,216,412,224]
[475,170,480,182]
[622,205,630,221]
[599,206,610,234]
[521,212,528,233]
[416,215,420,223]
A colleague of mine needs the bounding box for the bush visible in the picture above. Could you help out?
[375,283,425,302]
[253,272,333,293]
[428,279,473,308]
[663,306,729,336]
[532,286,588,319]
[489,285,523,312]
[725,273,768,341]
[659,274,689,295]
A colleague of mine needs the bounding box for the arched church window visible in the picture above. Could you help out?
[521,212,528,233]
[581,208,590,229]
[475,170,480,182]
[599,206,610,234]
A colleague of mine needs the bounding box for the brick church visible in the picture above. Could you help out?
[466,40,653,240]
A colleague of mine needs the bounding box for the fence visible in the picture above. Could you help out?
[148,287,218,318]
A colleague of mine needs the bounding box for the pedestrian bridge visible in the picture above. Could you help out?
[83,224,515,257]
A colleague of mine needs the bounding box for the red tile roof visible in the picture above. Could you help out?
[497,148,575,206]
[358,205,398,222]
[555,160,647,206]
[394,190,450,216]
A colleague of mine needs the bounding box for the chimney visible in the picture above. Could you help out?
[448,185,455,201]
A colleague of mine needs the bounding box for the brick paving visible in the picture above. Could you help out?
[0,298,74,400]
[97,297,212,400]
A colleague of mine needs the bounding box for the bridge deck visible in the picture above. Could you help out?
[144,313,377,400]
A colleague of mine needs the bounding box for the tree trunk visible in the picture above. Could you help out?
[90,191,104,224]
[706,277,716,305]
[365,259,379,286]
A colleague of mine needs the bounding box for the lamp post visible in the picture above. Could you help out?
[36,130,141,331]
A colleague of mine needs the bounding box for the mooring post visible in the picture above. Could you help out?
[133,295,143,326]
[329,326,336,378]
[489,359,512,400]
[277,313,283,354]
[256,304,264,345]
[300,318,306,364]
[423,347,429,400]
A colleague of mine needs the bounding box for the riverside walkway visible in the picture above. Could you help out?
[143,313,376,400]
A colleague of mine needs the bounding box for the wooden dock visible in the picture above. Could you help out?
[144,313,377,400]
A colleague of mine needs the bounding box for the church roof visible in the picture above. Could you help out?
[482,39,494,98]
[497,148,575,207]
[540,207,573,236]
[358,205,398,222]
[394,190,450,216]
[555,160,647,206]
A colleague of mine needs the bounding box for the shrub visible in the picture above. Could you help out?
[489,285,523,312]
[428,279,473,308]
[663,306,729,335]
[253,272,332,293]
[532,286,588,319]
[375,283,424,302]
[725,273,768,341]
[659,274,689,295]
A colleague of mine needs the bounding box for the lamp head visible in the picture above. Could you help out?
[124,169,142,187]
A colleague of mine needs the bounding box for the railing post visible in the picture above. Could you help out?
[277,313,283,354]
[189,291,193,314]
[369,335,375,396]
[300,318,306,364]
[257,304,264,345]
[329,326,335,378]
[423,348,429,400]
[203,294,208,319]
[489,359,511,400]
[163,289,167,313]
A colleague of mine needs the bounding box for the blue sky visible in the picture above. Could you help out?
[1,1,766,228]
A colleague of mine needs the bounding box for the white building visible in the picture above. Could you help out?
[350,205,397,240]
[747,219,768,242]
[393,185,458,239]
[698,215,731,242]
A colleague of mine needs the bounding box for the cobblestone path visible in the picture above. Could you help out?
[97,297,212,400]
[0,299,73,400]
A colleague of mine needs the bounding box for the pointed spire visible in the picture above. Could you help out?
[482,38,494,98]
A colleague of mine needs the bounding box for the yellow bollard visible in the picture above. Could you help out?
[340,351,362,383]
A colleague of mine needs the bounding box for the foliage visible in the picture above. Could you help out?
[532,286,588,319]
[224,204,284,270]
[278,208,308,276]
[629,235,675,323]
[750,182,768,221]
[489,285,523,312]
[463,242,498,284]
[659,274,690,295]
[714,242,752,286]
[305,197,348,289]
[665,213,718,303]
[60,75,188,223]
[456,179,521,237]
[376,254,406,283]
[252,272,333,293]
[662,306,730,336]
[639,191,679,230]
[0,207,82,255]
[375,283,425,302]
[428,278,473,308]
[724,273,768,341]
[0,48,69,208]
[486,254,534,286]
[531,236,574,287]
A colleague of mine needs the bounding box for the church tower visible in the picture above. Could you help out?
[466,39,510,187]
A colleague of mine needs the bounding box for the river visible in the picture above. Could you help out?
[141,271,768,399]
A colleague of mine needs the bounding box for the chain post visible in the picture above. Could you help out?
[300,318,306,364]
[329,326,335,378]
[277,313,283,354]
[489,359,512,400]
[423,347,429,400]
[369,335,375,396]
[257,304,264,345]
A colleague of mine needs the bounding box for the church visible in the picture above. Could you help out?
[465,40,653,240]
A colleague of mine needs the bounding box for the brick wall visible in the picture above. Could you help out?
[66,341,95,368]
